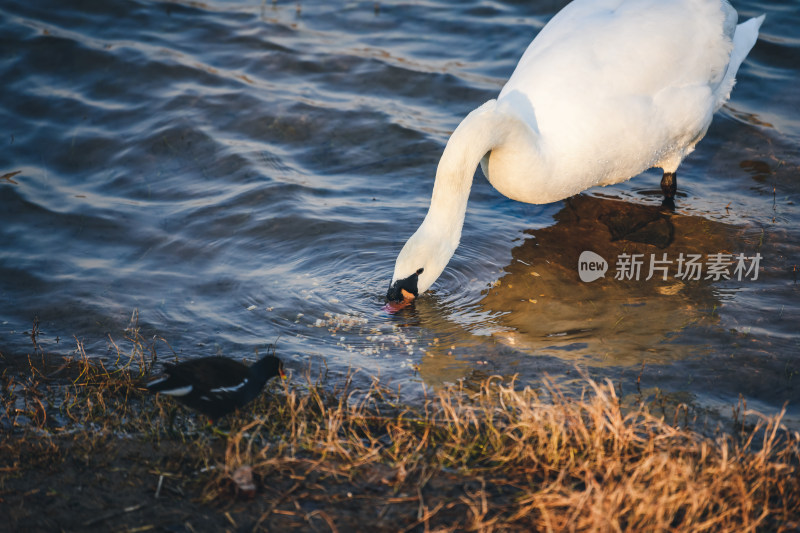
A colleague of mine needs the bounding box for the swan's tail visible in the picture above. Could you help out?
[715,14,765,110]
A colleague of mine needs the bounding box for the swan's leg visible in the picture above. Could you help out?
[661,171,677,208]
[660,172,677,198]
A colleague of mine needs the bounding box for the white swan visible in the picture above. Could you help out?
[386,0,764,302]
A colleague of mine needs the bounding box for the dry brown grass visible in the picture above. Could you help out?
[2,322,799,531]
[1,312,176,434]
[212,372,800,532]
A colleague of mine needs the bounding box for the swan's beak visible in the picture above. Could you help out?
[386,283,416,303]
[385,268,424,303]
[383,283,415,312]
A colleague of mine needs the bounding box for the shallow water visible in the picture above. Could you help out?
[1,0,798,428]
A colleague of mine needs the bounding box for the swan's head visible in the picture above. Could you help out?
[386,227,457,302]
[386,267,424,302]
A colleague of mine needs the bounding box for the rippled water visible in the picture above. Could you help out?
[2,0,798,428]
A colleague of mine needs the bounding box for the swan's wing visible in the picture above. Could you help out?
[497,0,740,178]
[502,0,733,101]
[714,14,765,110]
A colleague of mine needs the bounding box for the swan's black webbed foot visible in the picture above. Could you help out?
[660,171,677,209]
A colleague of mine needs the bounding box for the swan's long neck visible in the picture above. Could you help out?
[423,100,510,247]
[391,99,527,296]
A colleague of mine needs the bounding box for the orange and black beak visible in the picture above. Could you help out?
[279,367,287,380]
[386,268,424,303]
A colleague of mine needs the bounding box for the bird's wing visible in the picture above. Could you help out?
[173,357,250,391]
[147,358,250,394]
[504,0,733,100]
[497,0,735,177]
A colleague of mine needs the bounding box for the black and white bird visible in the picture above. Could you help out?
[146,354,285,420]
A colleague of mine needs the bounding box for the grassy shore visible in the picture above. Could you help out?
[2,327,799,532]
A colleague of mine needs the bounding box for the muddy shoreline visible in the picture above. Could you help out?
[2,342,799,532]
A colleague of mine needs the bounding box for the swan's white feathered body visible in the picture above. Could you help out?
[387,0,764,301]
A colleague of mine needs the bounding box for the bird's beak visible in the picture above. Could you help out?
[385,268,423,303]
[279,368,287,380]
[384,284,416,313]
[383,299,412,313]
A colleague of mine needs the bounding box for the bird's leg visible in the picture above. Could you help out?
[168,408,177,435]
[211,425,230,437]
[661,171,677,209]
[661,171,677,198]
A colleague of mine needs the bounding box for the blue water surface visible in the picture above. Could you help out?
[1,0,798,428]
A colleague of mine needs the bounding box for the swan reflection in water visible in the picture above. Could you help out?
[411,194,756,388]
